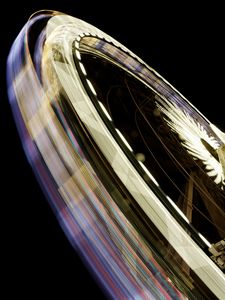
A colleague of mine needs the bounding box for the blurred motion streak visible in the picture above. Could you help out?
[7,10,225,299]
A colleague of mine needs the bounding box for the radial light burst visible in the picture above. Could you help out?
[157,98,224,186]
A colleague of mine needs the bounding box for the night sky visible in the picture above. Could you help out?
[1,2,224,298]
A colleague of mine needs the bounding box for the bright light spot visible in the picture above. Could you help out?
[135,152,145,162]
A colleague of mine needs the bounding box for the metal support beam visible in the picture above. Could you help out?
[184,173,194,223]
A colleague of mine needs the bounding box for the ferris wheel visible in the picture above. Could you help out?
[7,10,225,300]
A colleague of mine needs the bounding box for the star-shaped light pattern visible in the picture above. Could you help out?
[156,98,224,186]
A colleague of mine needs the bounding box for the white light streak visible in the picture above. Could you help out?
[198,233,211,248]
[166,196,189,223]
[116,129,133,152]
[79,62,87,76]
[98,101,112,121]
[86,79,97,96]
[139,161,159,187]
[75,49,81,60]
[75,41,79,49]
[210,123,225,144]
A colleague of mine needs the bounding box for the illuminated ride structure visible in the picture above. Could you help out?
[7,10,225,299]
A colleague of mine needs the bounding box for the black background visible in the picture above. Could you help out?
[1,1,224,298]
